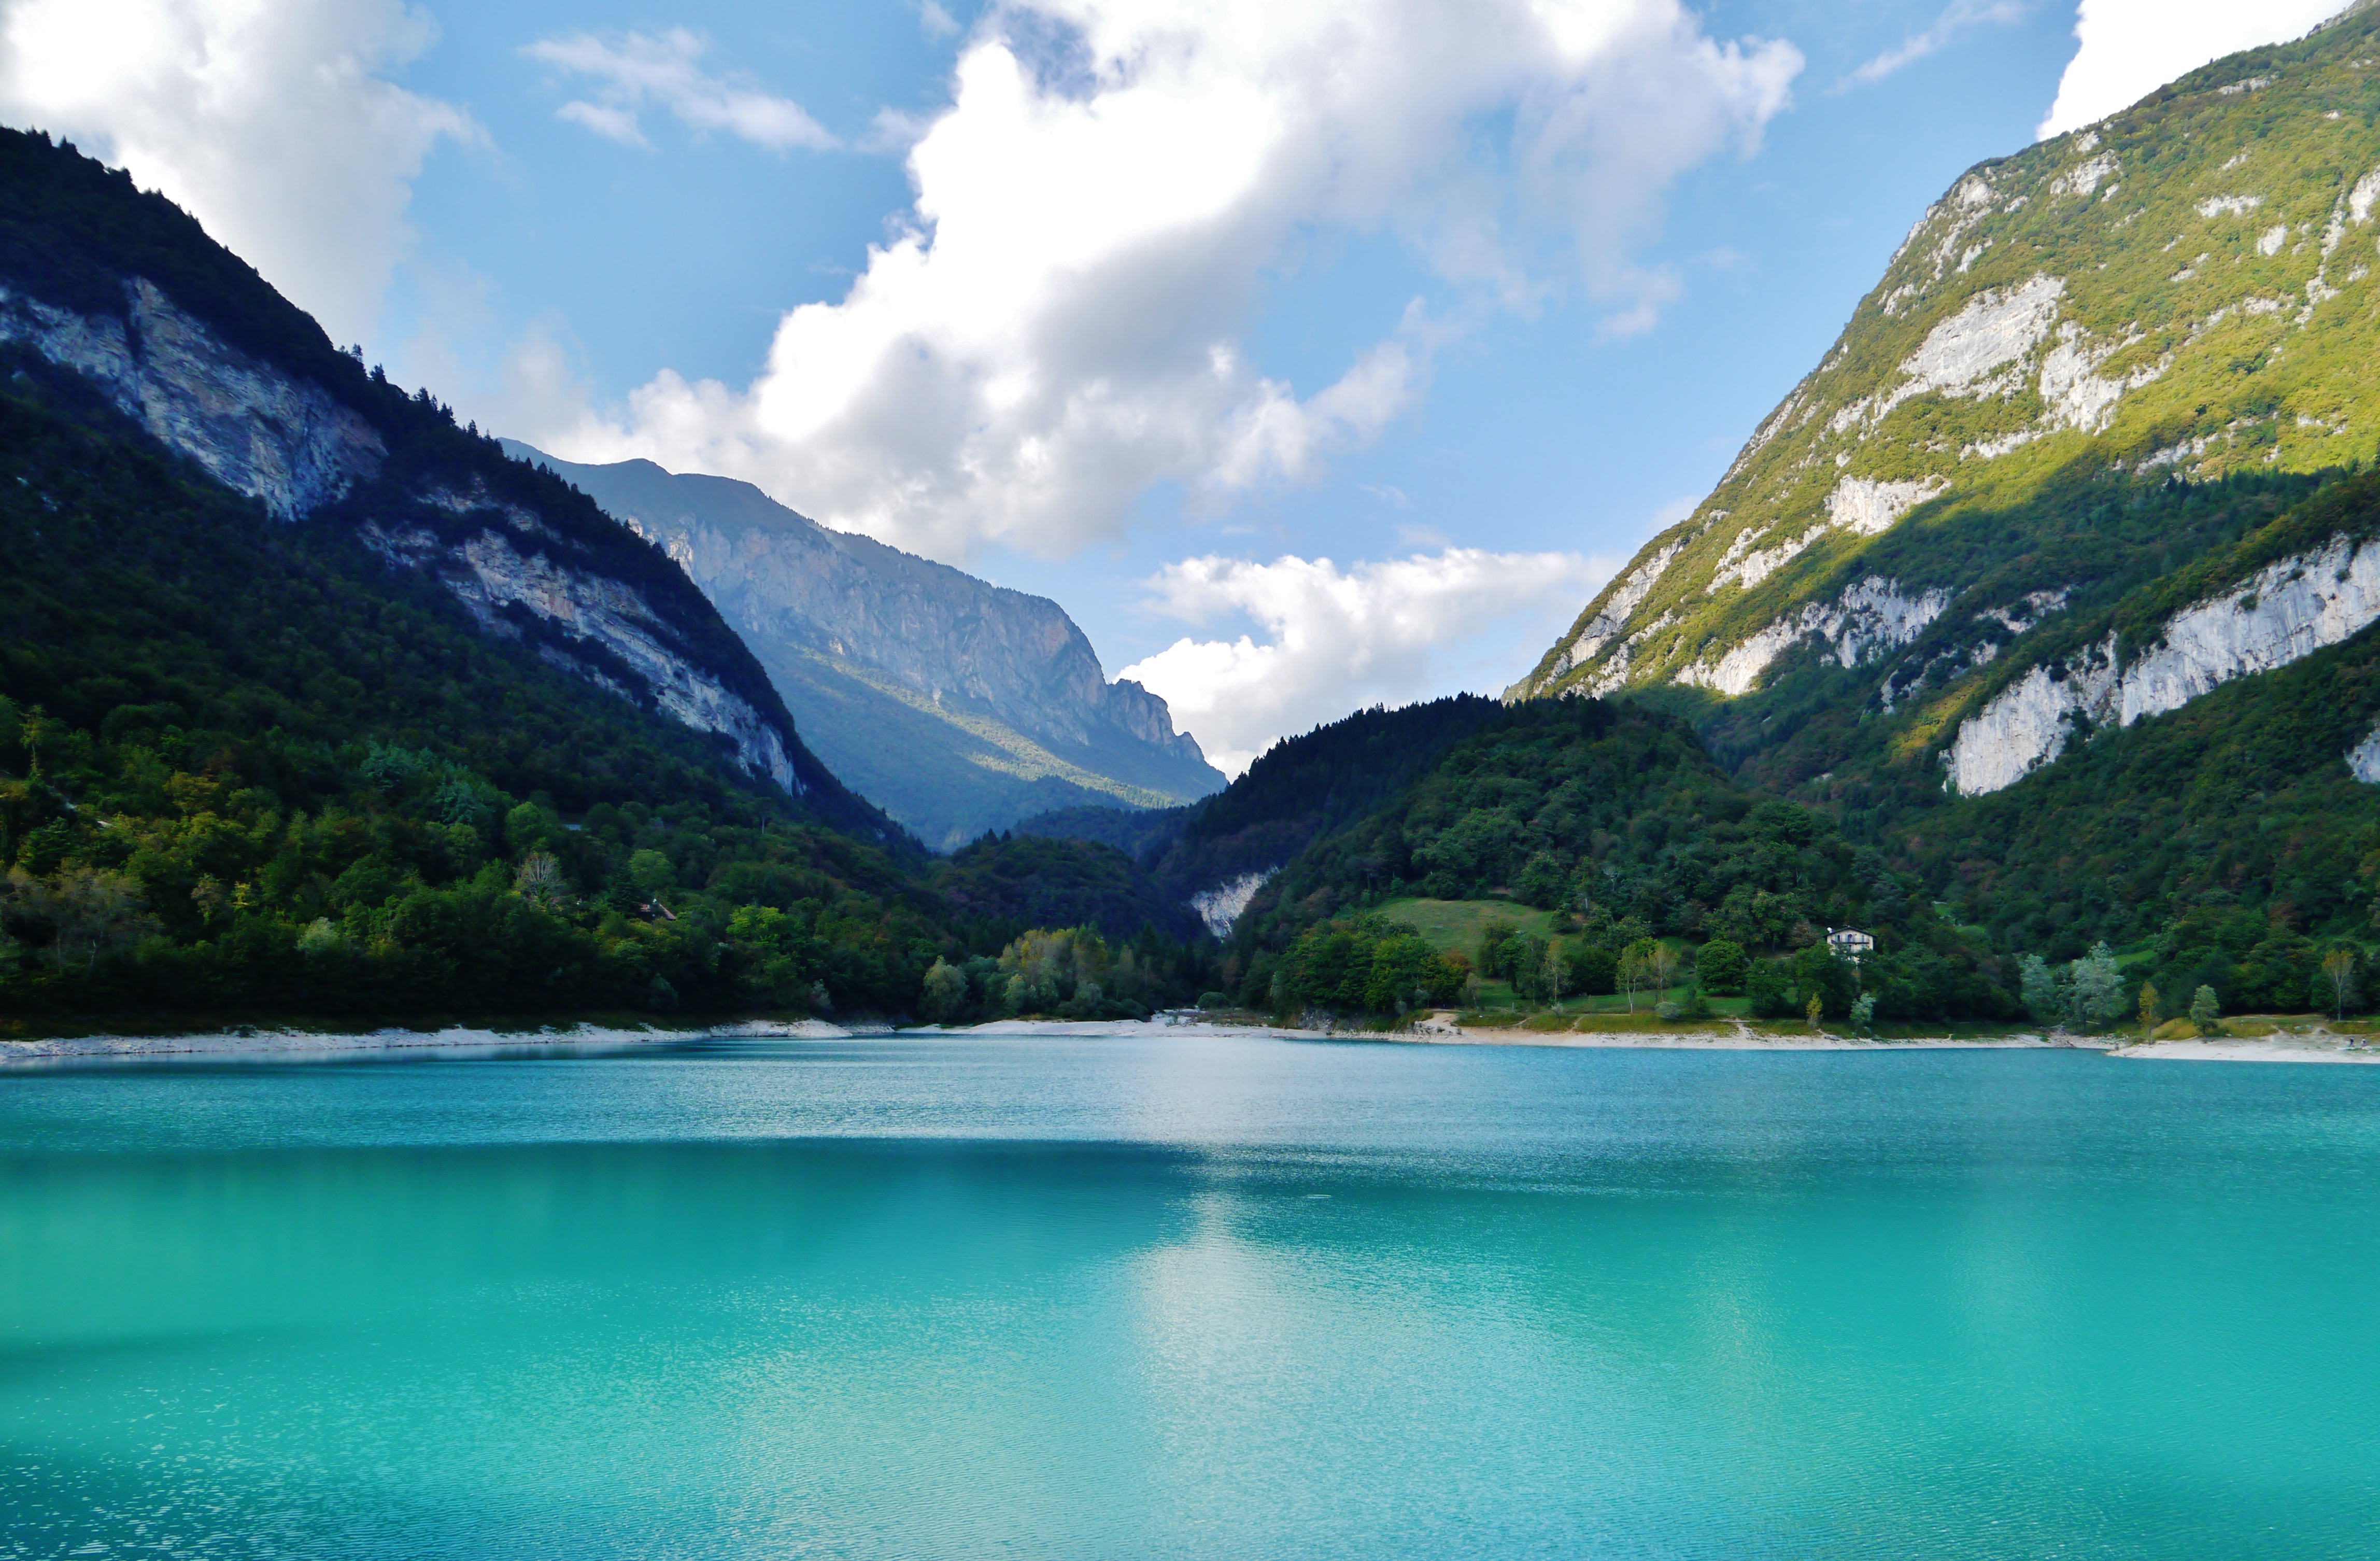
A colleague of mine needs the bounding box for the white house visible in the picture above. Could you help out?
[1826,927,1875,964]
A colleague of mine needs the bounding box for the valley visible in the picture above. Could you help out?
[11,16,2380,1047]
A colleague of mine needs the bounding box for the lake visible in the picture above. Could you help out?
[4,1032,2378,1557]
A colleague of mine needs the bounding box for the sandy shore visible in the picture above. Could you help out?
[1386,1018,2075,1052]
[923,1017,1334,1040]
[0,1018,851,1063]
[1401,1018,2380,1063]
[2109,1036,2380,1064]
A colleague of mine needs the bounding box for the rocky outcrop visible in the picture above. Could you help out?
[1549,539,1687,677]
[1946,536,2380,794]
[2348,722,2380,783]
[0,278,382,517]
[363,517,801,793]
[1189,869,1274,937]
[1942,643,2118,796]
[1675,576,1952,698]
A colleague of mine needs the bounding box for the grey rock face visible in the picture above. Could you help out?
[0,279,382,518]
[364,504,803,796]
[507,446,1224,845]
[3,275,820,807]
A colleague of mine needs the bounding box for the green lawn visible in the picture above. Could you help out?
[1377,897,1563,952]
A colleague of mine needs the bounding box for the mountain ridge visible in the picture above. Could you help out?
[1518,9,2380,755]
[502,445,1222,850]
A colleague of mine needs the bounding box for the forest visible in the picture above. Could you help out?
[0,353,1209,1026]
[1186,697,2018,1022]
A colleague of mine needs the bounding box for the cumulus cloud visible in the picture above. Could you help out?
[1847,0,2024,87]
[1115,547,1613,775]
[2039,0,2349,137]
[0,0,479,347]
[525,28,839,152]
[540,0,1802,562]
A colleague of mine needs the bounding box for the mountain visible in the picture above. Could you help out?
[0,129,900,851]
[0,128,1225,1029]
[501,446,1226,851]
[1509,9,2380,972]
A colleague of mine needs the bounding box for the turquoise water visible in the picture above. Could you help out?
[4,1035,2379,1558]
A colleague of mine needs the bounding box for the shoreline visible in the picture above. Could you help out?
[1381,1015,2380,1063]
[1385,1018,2078,1053]
[0,1018,852,1063]
[6,1014,2374,1066]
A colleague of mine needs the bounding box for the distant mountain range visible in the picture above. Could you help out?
[504,445,1225,851]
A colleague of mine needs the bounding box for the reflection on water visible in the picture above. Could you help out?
[4,1033,2379,1557]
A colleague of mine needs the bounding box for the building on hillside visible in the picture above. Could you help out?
[1826,927,1874,965]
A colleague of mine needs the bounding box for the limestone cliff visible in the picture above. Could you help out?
[506,447,1224,851]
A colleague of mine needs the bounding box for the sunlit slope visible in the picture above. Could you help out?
[1515,7,2380,803]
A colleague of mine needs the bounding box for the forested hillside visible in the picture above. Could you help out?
[0,128,895,841]
[1501,14,2380,1012]
[1141,697,1516,903]
[1208,698,2013,1022]
[0,358,943,1018]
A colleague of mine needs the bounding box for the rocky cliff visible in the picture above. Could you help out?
[505,446,1225,851]
[0,129,899,846]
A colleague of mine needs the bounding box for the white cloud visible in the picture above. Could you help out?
[1848,0,2024,87]
[0,0,479,346]
[1116,547,1613,775]
[525,28,838,153]
[539,0,1802,563]
[2039,0,2349,138]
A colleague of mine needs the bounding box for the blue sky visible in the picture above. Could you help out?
[0,0,2346,771]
